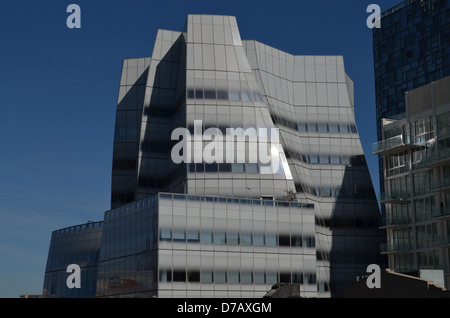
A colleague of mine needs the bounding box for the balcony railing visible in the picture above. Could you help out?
[430,176,450,192]
[373,135,408,154]
[378,190,410,203]
[380,242,411,254]
[379,215,411,228]
[433,235,450,247]
[432,206,450,219]
[415,147,450,168]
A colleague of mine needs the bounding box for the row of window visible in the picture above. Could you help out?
[187,88,265,103]
[159,229,316,248]
[187,154,365,173]
[186,121,358,138]
[159,269,317,285]
[292,122,357,135]
[159,193,314,209]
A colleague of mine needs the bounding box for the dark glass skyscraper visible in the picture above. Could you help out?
[373,0,450,193]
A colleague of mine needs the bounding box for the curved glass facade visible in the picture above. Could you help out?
[43,222,103,298]
[43,14,385,298]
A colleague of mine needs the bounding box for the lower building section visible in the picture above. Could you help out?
[42,191,388,298]
[96,193,320,298]
[43,221,103,298]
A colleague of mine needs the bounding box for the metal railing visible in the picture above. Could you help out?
[378,190,410,202]
[416,147,450,168]
[372,135,406,154]
[379,215,411,227]
[380,242,411,253]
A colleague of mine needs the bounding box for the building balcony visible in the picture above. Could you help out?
[415,148,450,169]
[379,215,411,229]
[372,135,417,155]
[432,206,450,219]
[433,235,450,248]
[380,242,411,254]
[378,191,411,204]
[430,176,450,193]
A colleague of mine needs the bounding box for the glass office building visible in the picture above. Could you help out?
[373,75,450,287]
[373,0,450,195]
[43,14,385,298]
[42,221,103,298]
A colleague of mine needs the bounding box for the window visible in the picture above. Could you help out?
[253,92,264,102]
[229,90,241,101]
[232,163,244,173]
[320,155,330,164]
[173,230,186,242]
[298,123,307,132]
[173,270,186,282]
[331,156,341,165]
[205,163,218,172]
[305,236,315,247]
[240,233,252,246]
[187,271,200,283]
[340,124,350,133]
[291,235,302,247]
[308,123,318,132]
[319,123,329,133]
[253,272,265,284]
[280,273,291,283]
[187,231,200,243]
[204,89,216,99]
[215,271,226,283]
[227,232,239,245]
[160,229,172,241]
[201,271,213,283]
[241,272,252,284]
[219,163,232,172]
[310,155,319,164]
[266,234,277,247]
[159,270,172,282]
[214,231,226,245]
[228,271,240,284]
[305,273,316,285]
[242,91,252,102]
[217,89,229,100]
[292,273,303,284]
[329,124,339,133]
[266,272,278,284]
[201,231,213,244]
[195,89,203,99]
[253,233,265,246]
[245,163,258,173]
[278,235,290,247]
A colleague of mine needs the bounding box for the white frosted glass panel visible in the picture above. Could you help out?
[306,83,317,105]
[338,83,351,106]
[213,23,225,45]
[214,45,226,71]
[305,64,316,82]
[326,64,337,82]
[202,24,213,44]
[225,46,238,72]
[193,23,202,43]
[327,83,339,106]
[315,64,326,82]
[194,44,203,69]
[316,83,328,106]
[202,44,214,70]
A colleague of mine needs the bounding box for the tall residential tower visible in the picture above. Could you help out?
[373,0,450,195]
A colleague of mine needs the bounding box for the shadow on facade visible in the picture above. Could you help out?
[327,156,388,297]
[136,33,187,201]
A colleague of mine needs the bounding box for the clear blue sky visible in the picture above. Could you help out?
[0,0,401,297]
